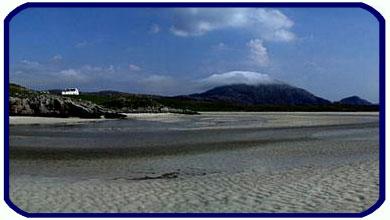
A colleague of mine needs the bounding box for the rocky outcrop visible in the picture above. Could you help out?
[9,95,126,119]
[9,83,198,116]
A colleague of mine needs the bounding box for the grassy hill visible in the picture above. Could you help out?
[9,83,36,97]
[77,93,162,110]
[10,83,379,112]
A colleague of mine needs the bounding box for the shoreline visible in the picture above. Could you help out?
[9,116,108,125]
[9,111,378,126]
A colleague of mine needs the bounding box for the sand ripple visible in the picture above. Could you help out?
[10,160,378,213]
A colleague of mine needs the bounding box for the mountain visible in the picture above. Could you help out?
[10,83,378,115]
[188,83,331,105]
[337,96,372,105]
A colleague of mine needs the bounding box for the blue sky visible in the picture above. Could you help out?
[9,7,379,102]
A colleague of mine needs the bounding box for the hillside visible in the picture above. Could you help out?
[337,96,373,105]
[9,83,379,115]
[188,84,331,105]
[9,84,125,118]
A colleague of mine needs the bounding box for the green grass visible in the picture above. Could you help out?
[75,93,162,109]
[9,83,36,97]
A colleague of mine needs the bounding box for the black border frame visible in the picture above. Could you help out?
[3,2,386,218]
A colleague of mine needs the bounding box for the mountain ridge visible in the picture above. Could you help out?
[187,83,331,105]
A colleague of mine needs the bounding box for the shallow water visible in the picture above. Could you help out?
[10,112,379,177]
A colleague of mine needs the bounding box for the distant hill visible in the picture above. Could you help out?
[188,83,331,105]
[86,90,128,96]
[10,82,379,113]
[337,96,373,105]
[47,89,62,95]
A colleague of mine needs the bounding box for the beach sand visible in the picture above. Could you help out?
[9,116,105,125]
[9,112,379,213]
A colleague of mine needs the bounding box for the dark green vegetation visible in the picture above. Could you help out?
[75,84,378,112]
[337,96,373,106]
[10,83,379,114]
[9,83,35,97]
[189,84,331,105]
[78,92,162,110]
[153,96,378,112]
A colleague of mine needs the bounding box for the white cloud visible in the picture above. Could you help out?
[170,8,248,37]
[60,69,79,77]
[142,74,174,85]
[82,65,119,75]
[138,74,180,94]
[149,24,161,34]
[75,41,88,48]
[57,68,88,83]
[52,54,63,61]
[170,27,191,37]
[128,64,141,71]
[107,65,116,73]
[212,42,229,51]
[200,71,277,87]
[81,65,102,72]
[247,39,269,66]
[74,39,104,48]
[269,29,295,42]
[20,59,41,68]
[170,8,295,42]
[56,65,119,83]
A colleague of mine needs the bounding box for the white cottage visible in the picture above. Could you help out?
[61,88,80,95]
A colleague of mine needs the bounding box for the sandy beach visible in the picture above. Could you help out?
[9,112,379,213]
[9,116,106,125]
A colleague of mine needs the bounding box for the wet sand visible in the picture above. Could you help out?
[9,112,379,213]
[9,116,108,125]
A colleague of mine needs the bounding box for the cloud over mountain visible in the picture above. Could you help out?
[199,71,277,88]
[170,8,295,42]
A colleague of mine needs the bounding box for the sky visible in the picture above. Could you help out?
[9,7,379,102]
